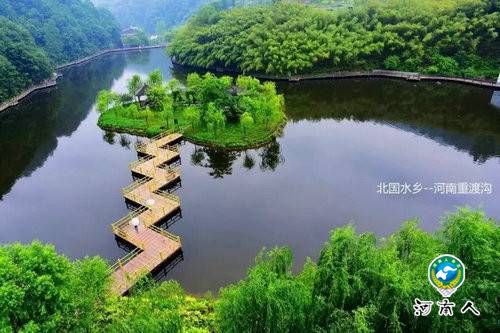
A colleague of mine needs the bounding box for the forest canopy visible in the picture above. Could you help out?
[168,0,500,78]
[91,0,212,33]
[0,17,53,102]
[0,0,121,64]
[0,0,121,103]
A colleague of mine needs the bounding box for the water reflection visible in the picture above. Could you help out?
[189,140,285,178]
[279,79,500,162]
[0,54,127,199]
[259,140,284,171]
[118,134,132,149]
[1,49,499,294]
[124,50,151,65]
[102,131,117,145]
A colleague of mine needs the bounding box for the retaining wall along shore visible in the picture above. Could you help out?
[0,45,166,113]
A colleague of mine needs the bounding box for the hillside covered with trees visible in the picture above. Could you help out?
[0,0,121,103]
[92,0,212,33]
[0,208,498,332]
[169,0,500,78]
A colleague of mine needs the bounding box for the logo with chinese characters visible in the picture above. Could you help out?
[428,254,465,297]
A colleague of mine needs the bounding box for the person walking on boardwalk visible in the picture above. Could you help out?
[131,217,140,233]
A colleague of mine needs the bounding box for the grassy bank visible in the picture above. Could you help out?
[96,71,286,150]
[98,105,286,150]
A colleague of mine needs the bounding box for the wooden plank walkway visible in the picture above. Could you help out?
[110,131,183,295]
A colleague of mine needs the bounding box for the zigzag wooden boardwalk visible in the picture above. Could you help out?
[110,131,183,295]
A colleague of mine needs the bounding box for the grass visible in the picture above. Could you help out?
[98,106,286,150]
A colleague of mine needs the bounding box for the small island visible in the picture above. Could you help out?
[97,70,286,149]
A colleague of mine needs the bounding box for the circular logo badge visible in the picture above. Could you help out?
[428,254,465,298]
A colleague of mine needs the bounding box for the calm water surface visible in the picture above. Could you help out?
[1,49,499,293]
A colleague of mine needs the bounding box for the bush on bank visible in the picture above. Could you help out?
[0,207,498,332]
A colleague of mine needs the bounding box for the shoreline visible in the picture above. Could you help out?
[172,60,500,90]
[56,45,166,71]
[3,47,497,115]
[0,45,166,114]
[99,116,287,151]
[0,74,60,113]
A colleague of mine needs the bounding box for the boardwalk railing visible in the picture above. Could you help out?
[165,144,181,152]
[111,206,148,230]
[150,128,178,141]
[135,141,147,152]
[129,155,154,169]
[110,130,184,294]
[122,177,150,195]
[109,248,142,273]
[154,190,181,203]
[149,225,181,243]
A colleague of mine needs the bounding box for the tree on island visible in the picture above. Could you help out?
[127,74,143,104]
[96,90,119,113]
[96,70,286,148]
[240,111,254,136]
[184,105,201,129]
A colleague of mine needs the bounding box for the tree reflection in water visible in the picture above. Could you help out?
[242,152,255,170]
[119,134,131,150]
[102,131,116,145]
[189,139,284,178]
[259,140,284,172]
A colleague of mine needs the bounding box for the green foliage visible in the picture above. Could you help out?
[215,207,499,332]
[148,69,164,87]
[92,0,212,33]
[96,90,119,113]
[0,0,121,102]
[97,70,286,148]
[384,55,401,70]
[184,105,202,129]
[127,74,143,103]
[0,241,110,332]
[240,112,254,135]
[122,29,150,47]
[0,0,121,64]
[0,208,498,331]
[146,85,168,112]
[169,1,499,78]
[216,247,312,333]
[0,17,53,102]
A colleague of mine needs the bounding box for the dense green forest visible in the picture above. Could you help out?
[92,0,211,33]
[169,0,500,78]
[91,0,281,33]
[0,207,498,332]
[0,18,53,102]
[0,0,121,103]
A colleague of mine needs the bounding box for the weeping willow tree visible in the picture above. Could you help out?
[214,207,500,332]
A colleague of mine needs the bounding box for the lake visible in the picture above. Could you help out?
[1,49,499,293]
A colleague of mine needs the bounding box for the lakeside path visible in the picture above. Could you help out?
[0,74,60,113]
[3,47,498,114]
[0,45,166,113]
[173,60,500,90]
